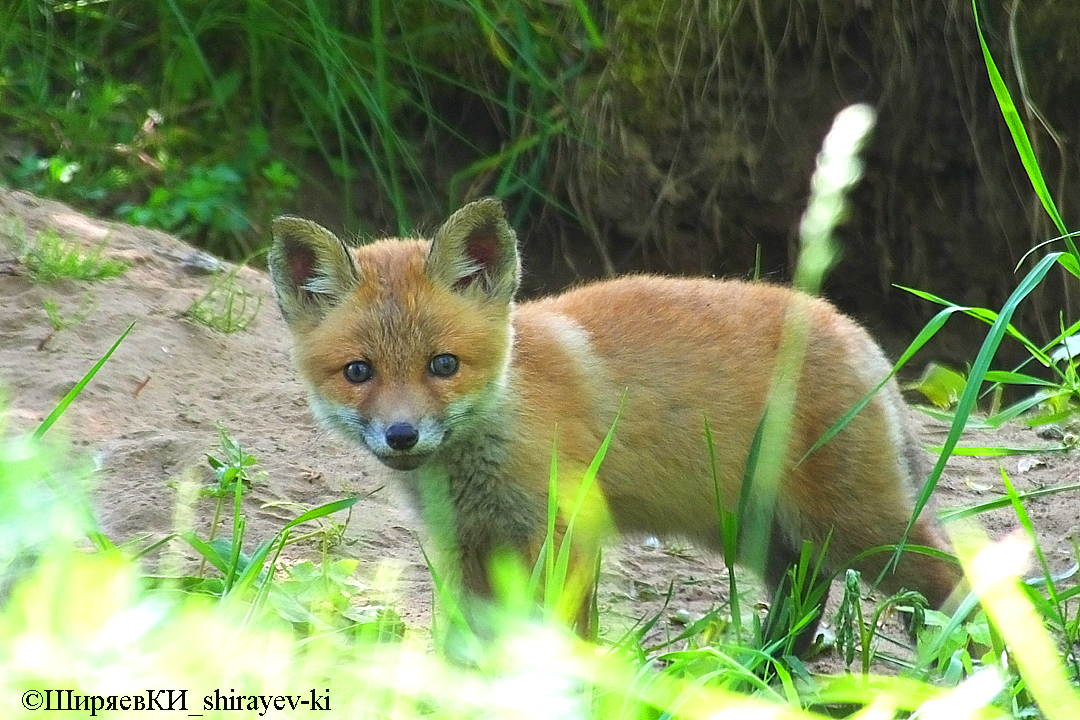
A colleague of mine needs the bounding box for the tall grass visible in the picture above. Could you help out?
[0,0,598,256]
[1,366,1076,717]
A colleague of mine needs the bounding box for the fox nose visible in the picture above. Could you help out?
[385,422,419,451]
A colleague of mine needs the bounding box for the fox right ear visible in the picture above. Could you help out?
[268,216,358,327]
[426,198,520,303]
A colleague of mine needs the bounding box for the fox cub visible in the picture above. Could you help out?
[269,198,962,650]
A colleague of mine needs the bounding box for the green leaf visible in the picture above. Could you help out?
[280,496,361,532]
[940,445,1065,457]
[903,363,967,408]
[182,532,230,574]
[982,370,1057,387]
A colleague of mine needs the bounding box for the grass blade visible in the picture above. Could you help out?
[973,0,1070,246]
[897,252,1061,559]
[898,285,1052,366]
[182,531,229,575]
[962,533,1080,720]
[280,496,361,532]
[569,0,605,50]
[938,481,1080,522]
[981,370,1057,386]
[941,444,1067,457]
[34,320,135,438]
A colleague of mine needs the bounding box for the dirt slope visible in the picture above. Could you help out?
[1,188,1076,662]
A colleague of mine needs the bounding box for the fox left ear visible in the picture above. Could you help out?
[268,216,359,329]
[426,198,520,302]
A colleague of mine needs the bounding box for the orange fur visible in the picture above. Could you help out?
[269,199,963,651]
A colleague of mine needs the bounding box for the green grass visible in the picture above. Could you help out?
[184,271,263,334]
[1,253,1079,718]
[42,294,96,332]
[1,383,1077,718]
[7,226,128,284]
[183,249,264,334]
[2,8,1080,715]
[0,0,593,256]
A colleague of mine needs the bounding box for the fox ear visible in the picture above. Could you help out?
[426,198,520,302]
[268,216,358,327]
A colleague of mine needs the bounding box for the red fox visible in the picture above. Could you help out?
[269,198,963,651]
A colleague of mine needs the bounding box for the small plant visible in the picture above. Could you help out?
[261,498,355,555]
[17,228,127,283]
[163,427,364,613]
[269,558,406,639]
[834,568,933,676]
[916,607,994,680]
[185,265,262,333]
[201,424,266,544]
[119,163,249,240]
[42,294,96,331]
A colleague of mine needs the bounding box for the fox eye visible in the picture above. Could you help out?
[428,353,459,378]
[343,360,373,384]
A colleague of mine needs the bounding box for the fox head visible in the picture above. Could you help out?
[269,199,521,470]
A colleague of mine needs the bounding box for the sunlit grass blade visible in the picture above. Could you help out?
[1054,247,1080,280]
[899,252,1061,556]
[961,532,1080,720]
[814,670,1002,717]
[973,0,1071,247]
[129,533,178,561]
[939,445,1067,456]
[418,540,479,660]
[898,285,1052,366]
[705,416,743,645]
[1025,406,1078,427]
[227,537,276,597]
[23,316,132,551]
[223,464,246,592]
[981,370,1057,386]
[941,481,1080,522]
[1056,582,1080,602]
[182,531,230,575]
[282,496,361,531]
[967,392,1045,428]
[543,405,619,624]
[535,438,559,598]
[1016,231,1080,275]
[999,469,1064,622]
[34,320,135,439]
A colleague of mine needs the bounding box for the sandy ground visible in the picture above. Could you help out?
[1,188,1077,670]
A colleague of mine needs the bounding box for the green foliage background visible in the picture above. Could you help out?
[0,0,602,257]
[1,0,1078,362]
